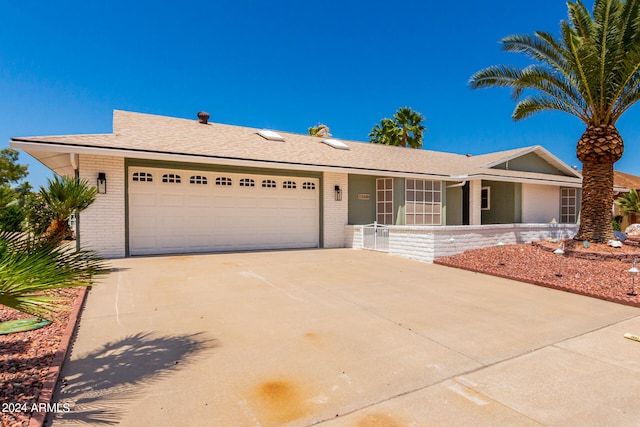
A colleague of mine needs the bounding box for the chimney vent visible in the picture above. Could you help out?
[197,111,210,124]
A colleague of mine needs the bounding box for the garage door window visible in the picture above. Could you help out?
[216,177,232,186]
[190,175,208,185]
[162,174,181,183]
[239,178,255,187]
[262,179,277,188]
[132,172,153,182]
[283,180,296,189]
[303,182,316,190]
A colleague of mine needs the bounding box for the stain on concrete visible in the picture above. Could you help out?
[251,380,310,426]
[356,412,404,427]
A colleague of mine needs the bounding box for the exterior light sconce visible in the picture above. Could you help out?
[334,185,342,201]
[553,242,565,277]
[97,172,107,194]
[628,258,638,297]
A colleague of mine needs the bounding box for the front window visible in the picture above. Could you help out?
[481,187,490,210]
[561,187,578,223]
[376,178,394,225]
[405,179,442,225]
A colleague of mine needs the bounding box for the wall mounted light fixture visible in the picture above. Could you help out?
[334,185,342,201]
[97,172,107,194]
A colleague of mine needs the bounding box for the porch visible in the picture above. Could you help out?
[345,223,579,263]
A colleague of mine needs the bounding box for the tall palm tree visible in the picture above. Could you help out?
[469,0,640,243]
[395,107,427,148]
[308,123,332,138]
[369,107,426,148]
[40,176,97,243]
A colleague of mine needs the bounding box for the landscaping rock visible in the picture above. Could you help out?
[608,240,623,248]
[625,223,640,236]
[614,231,627,242]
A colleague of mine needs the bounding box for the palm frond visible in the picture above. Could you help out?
[568,1,595,39]
[40,175,97,222]
[0,231,109,318]
[513,95,580,120]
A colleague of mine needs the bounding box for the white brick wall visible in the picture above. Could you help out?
[347,223,578,263]
[78,155,126,258]
[344,225,361,248]
[323,172,348,248]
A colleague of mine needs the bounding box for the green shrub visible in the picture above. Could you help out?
[0,204,24,232]
[22,193,56,237]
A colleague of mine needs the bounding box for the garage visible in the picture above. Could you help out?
[128,167,320,255]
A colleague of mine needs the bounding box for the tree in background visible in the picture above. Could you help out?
[0,148,28,186]
[308,123,332,137]
[469,0,640,243]
[0,149,30,232]
[369,107,426,148]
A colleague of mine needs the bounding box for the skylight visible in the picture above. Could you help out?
[257,130,285,141]
[321,138,350,150]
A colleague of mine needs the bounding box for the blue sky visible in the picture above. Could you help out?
[1,0,638,189]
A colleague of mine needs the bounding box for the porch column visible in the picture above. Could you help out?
[469,180,482,225]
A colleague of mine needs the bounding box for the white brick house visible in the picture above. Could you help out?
[11,110,602,259]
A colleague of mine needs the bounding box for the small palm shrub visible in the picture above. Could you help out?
[0,231,109,319]
[615,189,640,216]
[40,176,96,243]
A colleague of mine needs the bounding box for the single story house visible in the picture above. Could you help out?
[11,110,591,260]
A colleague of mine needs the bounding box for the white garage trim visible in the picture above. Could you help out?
[128,166,320,255]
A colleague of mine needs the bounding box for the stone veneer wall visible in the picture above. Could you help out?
[77,154,126,258]
[345,223,579,263]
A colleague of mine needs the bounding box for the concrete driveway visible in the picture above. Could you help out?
[50,249,640,426]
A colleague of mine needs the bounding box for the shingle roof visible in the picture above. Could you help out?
[614,171,640,190]
[12,110,583,185]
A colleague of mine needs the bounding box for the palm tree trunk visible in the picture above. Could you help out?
[574,124,624,243]
[43,219,68,244]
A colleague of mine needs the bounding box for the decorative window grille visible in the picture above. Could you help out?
[302,182,316,190]
[405,179,442,225]
[215,177,232,186]
[283,180,297,189]
[162,174,181,183]
[239,178,255,187]
[190,175,208,185]
[376,178,394,225]
[561,187,578,223]
[262,179,277,188]
[132,172,153,182]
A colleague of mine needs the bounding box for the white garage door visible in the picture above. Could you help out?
[128,167,319,255]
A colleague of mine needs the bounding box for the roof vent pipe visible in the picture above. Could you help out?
[197,111,210,124]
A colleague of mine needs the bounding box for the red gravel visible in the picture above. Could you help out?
[435,240,640,308]
[1,288,82,427]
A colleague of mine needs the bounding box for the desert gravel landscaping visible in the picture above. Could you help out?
[435,239,640,308]
[0,288,82,427]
